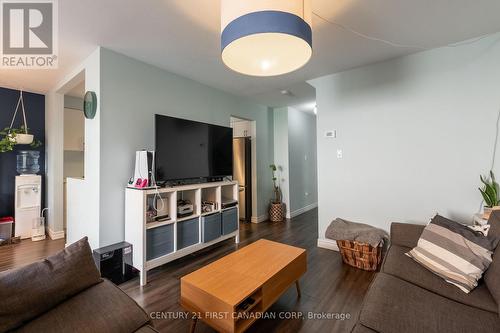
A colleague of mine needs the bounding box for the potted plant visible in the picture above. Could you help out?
[269,164,285,222]
[0,126,41,153]
[479,170,500,219]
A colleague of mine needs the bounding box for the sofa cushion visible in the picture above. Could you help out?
[351,324,378,333]
[389,222,425,248]
[484,211,500,313]
[17,280,151,333]
[0,237,102,332]
[382,244,498,313]
[359,273,500,333]
[406,214,499,293]
[134,326,160,333]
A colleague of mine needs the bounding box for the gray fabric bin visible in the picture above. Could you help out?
[177,217,199,250]
[146,224,174,260]
[202,213,221,243]
[222,208,238,235]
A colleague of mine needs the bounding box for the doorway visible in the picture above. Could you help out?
[63,80,85,232]
[230,117,255,222]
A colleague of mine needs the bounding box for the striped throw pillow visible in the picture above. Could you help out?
[406,215,500,293]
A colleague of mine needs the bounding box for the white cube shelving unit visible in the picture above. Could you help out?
[125,181,239,285]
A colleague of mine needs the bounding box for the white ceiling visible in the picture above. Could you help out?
[252,82,316,109]
[66,81,85,98]
[1,0,500,108]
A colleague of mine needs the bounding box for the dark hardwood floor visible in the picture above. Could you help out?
[0,237,65,272]
[121,209,375,333]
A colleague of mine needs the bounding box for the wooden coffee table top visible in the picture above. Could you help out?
[181,239,306,305]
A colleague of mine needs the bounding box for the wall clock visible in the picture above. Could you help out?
[83,91,97,119]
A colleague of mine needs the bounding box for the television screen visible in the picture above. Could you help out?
[155,115,233,181]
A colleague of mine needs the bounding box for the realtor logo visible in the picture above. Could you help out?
[1,0,58,68]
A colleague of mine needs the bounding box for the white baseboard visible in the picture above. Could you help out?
[251,214,268,223]
[290,202,318,218]
[317,238,339,251]
[47,227,65,240]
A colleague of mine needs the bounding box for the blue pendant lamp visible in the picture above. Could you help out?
[221,0,312,77]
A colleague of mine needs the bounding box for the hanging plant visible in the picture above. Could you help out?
[0,126,42,152]
[0,91,42,153]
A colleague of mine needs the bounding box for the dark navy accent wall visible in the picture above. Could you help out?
[0,87,45,217]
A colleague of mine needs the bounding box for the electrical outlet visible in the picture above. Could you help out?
[337,149,343,159]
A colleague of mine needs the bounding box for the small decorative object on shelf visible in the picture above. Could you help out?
[269,164,285,222]
[202,201,216,213]
[478,170,500,220]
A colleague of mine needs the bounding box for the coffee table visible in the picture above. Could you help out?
[180,239,307,333]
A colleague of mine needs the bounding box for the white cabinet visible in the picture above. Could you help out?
[232,121,251,137]
[15,175,41,239]
[64,108,85,151]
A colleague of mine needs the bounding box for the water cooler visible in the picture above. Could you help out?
[15,175,42,239]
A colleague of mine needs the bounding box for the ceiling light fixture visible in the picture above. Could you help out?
[221,0,313,77]
[280,89,295,97]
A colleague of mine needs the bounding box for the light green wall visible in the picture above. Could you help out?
[98,48,274,246]
[273,108,290,213]
[287,108,318,212]
[273,107,318,217]
[310,32,500,239]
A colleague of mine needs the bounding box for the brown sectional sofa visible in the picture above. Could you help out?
[353,214,500,333]
[0,237,157,333]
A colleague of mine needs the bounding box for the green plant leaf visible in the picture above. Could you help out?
[485,185,496,205]
[490,171,499,202]
[479,188,494,207]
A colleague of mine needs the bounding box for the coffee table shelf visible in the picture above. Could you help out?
[180,239,307,333]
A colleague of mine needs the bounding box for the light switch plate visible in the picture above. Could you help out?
[325,130,336,138]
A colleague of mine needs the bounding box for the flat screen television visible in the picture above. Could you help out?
[155,114,233,182]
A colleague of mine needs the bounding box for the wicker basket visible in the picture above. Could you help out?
[336,240,382,271]
[269,202,285,222]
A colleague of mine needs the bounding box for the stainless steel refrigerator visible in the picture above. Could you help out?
[233,137,252,222]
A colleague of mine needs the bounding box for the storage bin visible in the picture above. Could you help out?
[177,217,199,250]
[222,208,238,235]
[202,213,221,243]
[336,240,382,271]
[0,218,14,241]
[146,224,174,260]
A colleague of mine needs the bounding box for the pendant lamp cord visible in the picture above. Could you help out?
[9,90,29,133]
[313,12,496,50]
